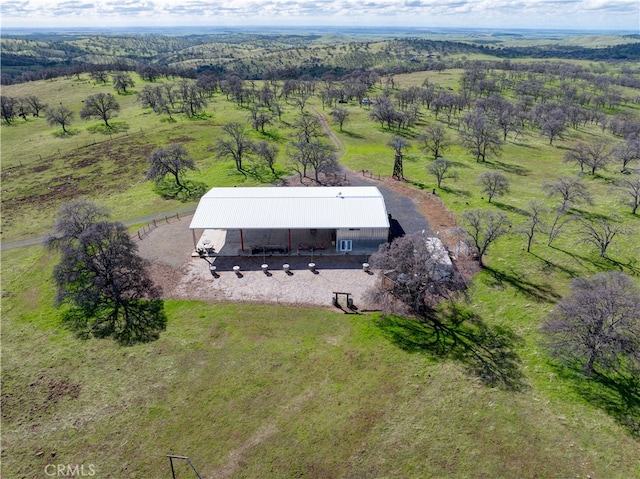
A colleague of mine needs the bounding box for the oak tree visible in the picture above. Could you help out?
[80,93,120,128]
[541,271,640,375]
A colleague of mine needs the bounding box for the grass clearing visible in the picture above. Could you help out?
[2,250,639,478]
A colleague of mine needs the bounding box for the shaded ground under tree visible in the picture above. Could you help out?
[374,302,525,390]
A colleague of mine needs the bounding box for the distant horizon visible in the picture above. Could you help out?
[2,0,639,32]
[2,25,637,36]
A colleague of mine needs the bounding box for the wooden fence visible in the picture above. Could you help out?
[132,211,183,243]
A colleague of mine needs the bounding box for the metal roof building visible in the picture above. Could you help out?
[189,186,390,255]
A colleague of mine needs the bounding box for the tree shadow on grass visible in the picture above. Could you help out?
[550,246,640,277]
[492,201,529,216]
[486,159,531,176]
[341,130,365,139]
[374,303,526,390]
[551,362,640,438]
[483,266,561,303]
[52,128,81,138]
[529,252,579,278]
[87,121,130,135]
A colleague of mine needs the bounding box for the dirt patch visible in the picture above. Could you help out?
[1,371,81,422]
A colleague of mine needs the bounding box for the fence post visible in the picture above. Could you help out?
[153,219,157,227]
[138,231,142,240]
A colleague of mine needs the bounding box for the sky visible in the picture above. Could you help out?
[1,0,639,32]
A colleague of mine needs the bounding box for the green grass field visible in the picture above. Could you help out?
[2,61,640,478]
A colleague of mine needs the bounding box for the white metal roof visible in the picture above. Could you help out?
[189,186,390,230]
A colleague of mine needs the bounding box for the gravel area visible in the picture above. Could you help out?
[135,213,381,309]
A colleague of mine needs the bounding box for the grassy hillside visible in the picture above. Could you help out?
[2,247,639,478]
[2,57,640,478]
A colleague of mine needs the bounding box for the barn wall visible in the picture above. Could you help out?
[336,228,388,252]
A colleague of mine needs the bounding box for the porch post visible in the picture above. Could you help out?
[288,229,292,252]
[192,229,197,251]
[240,229,244,252]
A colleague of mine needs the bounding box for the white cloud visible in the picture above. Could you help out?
[1,0,638,30]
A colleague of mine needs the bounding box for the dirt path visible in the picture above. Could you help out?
[310,105,345,158]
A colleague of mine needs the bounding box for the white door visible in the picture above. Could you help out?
[339,239,352,252]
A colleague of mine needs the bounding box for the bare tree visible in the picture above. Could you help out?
[519,200,547,253]
[80,93,120,128]
[289,139,337,183]
[368,232,464,315]
[578,216,625,258]
[215,122,254,173]
[461,209,511,265]
[45,106,74,133]
[428,158,457,188]
[254,140,279,175]
[293,113,323,144]
[419,123,451,160]
[610,138,640,174]
[564,141,610,175]
[44,199,110,250]
[146,144,197,192]
[542,176,592,212]
[459,110,503,162]
[545,206,574,246]
[617,175,640,215]
[89,70,109,84]
[540,271,640,375]
[291,93,311,113]
[329,107,349,131]
[249,106,273,133]
[112,72,135,94]
[178,81,207,118]
[1,95,18,124]
[563,141,591,173]
[477,171,510,203]
[23,95,47,117]
[539,108,567,145]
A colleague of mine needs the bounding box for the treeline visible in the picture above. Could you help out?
[488,42,640,61]
[5,32,640,87]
